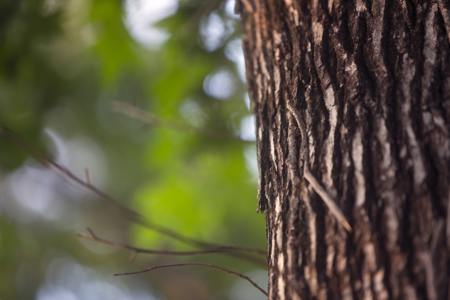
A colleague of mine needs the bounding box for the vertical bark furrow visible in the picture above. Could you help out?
[238,0,450,298]
[436,0,450,43]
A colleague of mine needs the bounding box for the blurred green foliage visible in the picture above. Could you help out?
[0,0,265,299]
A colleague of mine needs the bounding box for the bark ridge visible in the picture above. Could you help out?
[239,0,450,298]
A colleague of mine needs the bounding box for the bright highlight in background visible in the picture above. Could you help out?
[123,0,179,47]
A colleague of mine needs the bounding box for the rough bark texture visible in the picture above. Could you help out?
[238,0,450,299]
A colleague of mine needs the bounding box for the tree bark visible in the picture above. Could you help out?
[238,0,450,299]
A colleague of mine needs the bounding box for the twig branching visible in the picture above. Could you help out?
[0,126,266,265]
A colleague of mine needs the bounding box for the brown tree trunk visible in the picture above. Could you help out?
[238,0,450,298]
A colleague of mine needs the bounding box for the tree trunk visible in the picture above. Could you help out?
[238,0,450,298]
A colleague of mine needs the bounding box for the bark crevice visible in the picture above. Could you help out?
[239,0,450,298]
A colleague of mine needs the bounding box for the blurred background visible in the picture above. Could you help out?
[0,0,266,299]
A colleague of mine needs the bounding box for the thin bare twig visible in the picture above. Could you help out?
[0,126,266,264]
[112,101,252,144]
[112,101,182,131]
[78,228,259,257]
[286,102,351,232]
[114,262,268,297]
[140,220,266,256]
[304,168,352,231]
[84,168,91,185]
[135,222,267,266]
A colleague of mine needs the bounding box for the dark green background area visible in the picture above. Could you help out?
[0,1,265,299]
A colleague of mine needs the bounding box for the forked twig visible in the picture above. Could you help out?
[0,126,266,264]
[114,262,268,297]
